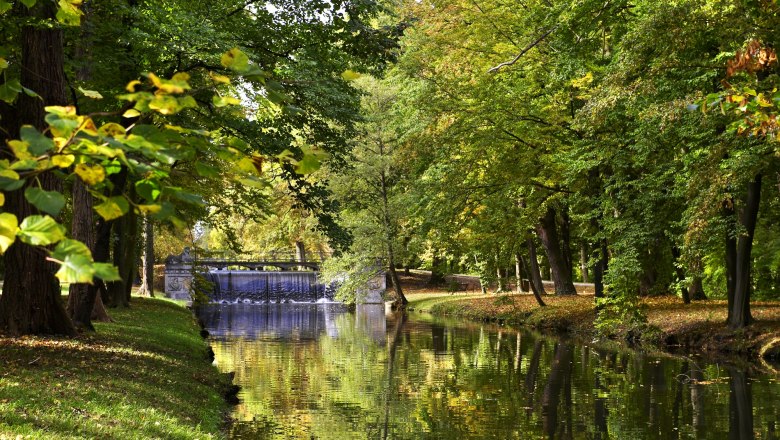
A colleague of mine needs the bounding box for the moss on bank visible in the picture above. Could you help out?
[0,297,230,439]
[407,292,780,361]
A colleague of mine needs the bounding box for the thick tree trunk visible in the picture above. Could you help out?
[727,175,761,329]
[690,276,707,301]
[137,215,155,297]
[67,180,102,330]
[525,238,547,300]
[0,7,76,336]
[536,207,577,295]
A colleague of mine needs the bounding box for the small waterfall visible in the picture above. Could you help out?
[205,270,335,304]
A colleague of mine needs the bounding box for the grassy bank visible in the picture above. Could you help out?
[402,274,780,361]
[0,297,230,439]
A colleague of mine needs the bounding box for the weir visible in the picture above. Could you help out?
[163,248,385,304]
[206,270,333,304]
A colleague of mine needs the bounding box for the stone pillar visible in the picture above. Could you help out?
[164,248,194,301]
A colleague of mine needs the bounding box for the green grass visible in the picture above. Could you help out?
[0,297,229,439]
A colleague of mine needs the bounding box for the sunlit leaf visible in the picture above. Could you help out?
[221,48,250,72]
[18,215,66,246]
[55,254,95,283]
[8,140,33,160]
[0,212,18,253]
[77,86,103,99]
[123,108,142,118]
[295,154,320,174]
[52,239,92,261]
[94,196,129,220]
[341,70,361,81]
[213,95,241,107]
[74,163,106,185]
[56,0,83,26]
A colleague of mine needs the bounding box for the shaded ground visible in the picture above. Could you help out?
[398,271,780,363]
[0,298,230,439]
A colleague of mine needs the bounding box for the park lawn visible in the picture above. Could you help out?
[407,291,780,358]
[0,297,230,439]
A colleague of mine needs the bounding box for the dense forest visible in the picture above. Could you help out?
[2,0,780,336]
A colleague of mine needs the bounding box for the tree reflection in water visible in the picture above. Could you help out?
[197,304,780,439]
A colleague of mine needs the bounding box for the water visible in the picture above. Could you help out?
[197,304,780,439]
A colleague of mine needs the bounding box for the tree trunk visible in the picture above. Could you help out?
[536,207,577,295]
[580,242,589,283]
[0,6,76,336]
[515,253,527,293]
[690,276,707,301]
[594,239,608,300]
[727,175,761,329]
[378,160,406,307]
[525,238,547,300]
[671,246,691,304]
[295,240,306,271]
[429,253,445,286]
[106,203,137,308]
[137,215,155,297]
[67,179,102,330]
[495,253,504,292]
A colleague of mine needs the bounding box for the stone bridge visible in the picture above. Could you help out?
[164,248,385,304]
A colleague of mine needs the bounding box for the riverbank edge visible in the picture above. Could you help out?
[405,292,780,368]
[0,297,233,439]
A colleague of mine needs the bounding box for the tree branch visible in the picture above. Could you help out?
[488,25,558,73]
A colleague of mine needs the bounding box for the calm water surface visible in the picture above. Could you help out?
[197,303,780,439]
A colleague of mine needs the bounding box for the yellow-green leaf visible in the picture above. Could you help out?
[209,72,231,84]
[341,70,361,81]
[0,212,18,253]
[123,108,142,118]
[74,163,106,185]
[213,95,241,107]
[148,94,179,115]
[221,48,250,72]
[52,154,75,168]
[78,86,103,99]
[18,215,66,246]
[94,196,129,220]
[98,123,126,137]
[8,140,33,160]
[56,0,82,26]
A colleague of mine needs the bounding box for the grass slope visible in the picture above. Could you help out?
[0,298,228,439]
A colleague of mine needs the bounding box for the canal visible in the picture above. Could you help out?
[197,303,780,439]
